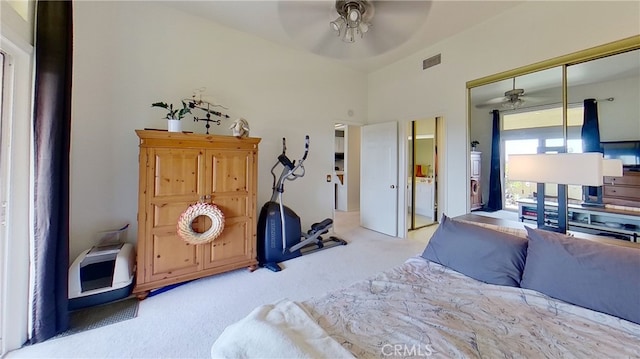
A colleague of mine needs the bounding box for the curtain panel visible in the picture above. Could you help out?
[581,98,601,198]
[31,0,73,343]
[487,110,503,211]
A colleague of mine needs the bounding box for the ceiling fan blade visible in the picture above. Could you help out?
[475,94,559,109]
[278,1,334,36]
[479,96,508,105]
[278,0,433,59]
[373,1,432,18]
[361,1,431,54]
[520,95,548,102]
[475,101,504,109]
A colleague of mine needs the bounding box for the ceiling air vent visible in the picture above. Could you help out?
[423,54,441,70]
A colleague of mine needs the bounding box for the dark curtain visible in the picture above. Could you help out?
[31,0,73,343]
[486,110,503,211]
[581,98,601,197]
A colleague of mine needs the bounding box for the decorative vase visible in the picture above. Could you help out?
[167,119,181,132]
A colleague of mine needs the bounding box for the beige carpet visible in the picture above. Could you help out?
[6,211,436,359]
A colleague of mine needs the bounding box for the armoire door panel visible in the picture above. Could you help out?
[148,233,201,281]
[212,196,248,218]
[203,220,249,269]
[152,149,204,197]
[152,201,193,227]
[208,151,250,193]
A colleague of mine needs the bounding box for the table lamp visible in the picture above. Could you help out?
[509,153,622,233]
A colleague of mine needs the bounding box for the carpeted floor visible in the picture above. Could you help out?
[55,297,139,338]
[6,211,436,358]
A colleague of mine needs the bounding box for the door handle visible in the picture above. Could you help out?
[390,185,395,189]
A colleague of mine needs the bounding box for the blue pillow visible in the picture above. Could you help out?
[522,227,640,325]
[422,214,528,287]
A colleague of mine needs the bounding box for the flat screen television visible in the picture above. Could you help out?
[601,141,640,171]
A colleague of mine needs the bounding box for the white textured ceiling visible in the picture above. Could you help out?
[162,0,525,73]
[161,1,638,104]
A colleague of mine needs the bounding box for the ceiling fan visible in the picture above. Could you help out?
[475,78,530,109]
[277,1,432,59]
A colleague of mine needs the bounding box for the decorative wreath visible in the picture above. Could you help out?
[177,202,225,245]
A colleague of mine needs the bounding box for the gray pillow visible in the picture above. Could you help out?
[522,227,640,325]
[421,214,528,287]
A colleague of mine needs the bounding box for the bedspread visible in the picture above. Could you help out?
[302,257,640,358]
[211,299,354,359]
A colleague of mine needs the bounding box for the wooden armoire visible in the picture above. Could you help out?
[133,130,260,297]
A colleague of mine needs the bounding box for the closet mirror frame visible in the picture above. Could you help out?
[465,35,640,222]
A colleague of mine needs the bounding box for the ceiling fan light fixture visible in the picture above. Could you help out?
[502,98,524,110]
[347,6,361,23]
[499,77,525,109]
[358,21,369,34]
[330,16,346,34]
[332,0,373,43]
[343,26,359,43]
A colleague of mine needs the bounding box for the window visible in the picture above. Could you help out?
[502,106,585,209]
[503,106,584,131]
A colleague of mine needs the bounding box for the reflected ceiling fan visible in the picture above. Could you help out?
[277,1,432,59]
[476,78,542,110]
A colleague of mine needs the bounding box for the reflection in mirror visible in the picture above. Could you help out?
[468,42,640,240]
[470,67,563,217]
[407,118,437,230]
[567,49,640,208]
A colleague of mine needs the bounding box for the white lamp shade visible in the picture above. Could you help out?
[603,159,623,177]
[508,153,605,186]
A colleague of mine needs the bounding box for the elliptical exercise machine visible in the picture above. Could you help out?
[257,136,347,272]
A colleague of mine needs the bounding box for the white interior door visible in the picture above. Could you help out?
[360,121,398,236]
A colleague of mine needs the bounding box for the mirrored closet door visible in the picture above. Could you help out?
[467,36,640,238]
[407,118,438,230]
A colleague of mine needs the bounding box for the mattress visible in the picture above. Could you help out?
[301,256,640,358]
[212,256,640,358]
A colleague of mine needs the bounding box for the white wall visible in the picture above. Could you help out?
[368,1,640,217]
[71,1,367,261]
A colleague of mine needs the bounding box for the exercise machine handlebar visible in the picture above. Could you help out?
[277,136,309,169]
[270,136,311,199]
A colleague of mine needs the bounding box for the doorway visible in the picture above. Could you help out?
[407,118,438,230]
[333,123,361,234]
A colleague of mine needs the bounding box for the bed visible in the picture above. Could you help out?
[211,215,640,358]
